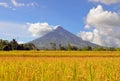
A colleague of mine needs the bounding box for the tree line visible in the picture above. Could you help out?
[49,42,120,51]
[1,39,120,51]
[0,39,36,51]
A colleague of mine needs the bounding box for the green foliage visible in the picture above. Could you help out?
[10,39,18,50]
[67,43,72,50]
[1,39,120,51]
[81,46,92,51]
[0,39,35,51]
[50,42,56,50]
[59,44,67,50]
[92,47,117,51]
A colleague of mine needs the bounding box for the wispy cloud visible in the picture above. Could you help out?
[11,0,25,7]
[11,0,38,7]
[0,0,38,10]
[89,0,120,5]
[0,2,9,8]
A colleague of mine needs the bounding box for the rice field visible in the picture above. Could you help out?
[0,51,120,81]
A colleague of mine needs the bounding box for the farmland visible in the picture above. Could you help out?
[0,51,120,81]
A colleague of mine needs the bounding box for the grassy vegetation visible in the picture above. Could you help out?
[0,51,120,81]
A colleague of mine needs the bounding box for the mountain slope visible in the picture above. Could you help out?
[30,26,99,49]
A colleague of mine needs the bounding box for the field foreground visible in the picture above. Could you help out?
[0,51,120,81]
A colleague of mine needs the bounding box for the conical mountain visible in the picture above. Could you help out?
[30,26,98,49]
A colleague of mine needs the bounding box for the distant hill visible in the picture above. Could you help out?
[30,26,99,49]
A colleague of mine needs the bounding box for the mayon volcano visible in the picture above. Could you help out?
[30,26,99,49]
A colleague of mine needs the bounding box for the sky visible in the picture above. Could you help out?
[0,0,120,47]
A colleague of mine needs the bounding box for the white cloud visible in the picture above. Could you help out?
[0,2,9,8]
[89,0,120,5]
[78,5,120,47]
[0,21,32,42]
[11,0,38,7]
[28,22,55,37]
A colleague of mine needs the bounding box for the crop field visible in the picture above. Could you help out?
[0,51,120,81]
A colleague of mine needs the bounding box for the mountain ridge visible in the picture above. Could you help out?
[30,26,99,49]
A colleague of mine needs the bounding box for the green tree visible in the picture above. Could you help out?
[59,44,66,50]
[81,46,92,51]
[0,39,10,50]
[67,43,72,50]
[3,45,12,51]
[50,42,56,50]
[10,39,18,50]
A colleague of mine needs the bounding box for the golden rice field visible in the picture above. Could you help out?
[0,51,120,81]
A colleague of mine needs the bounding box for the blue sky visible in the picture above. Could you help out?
[0,0,120,47]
